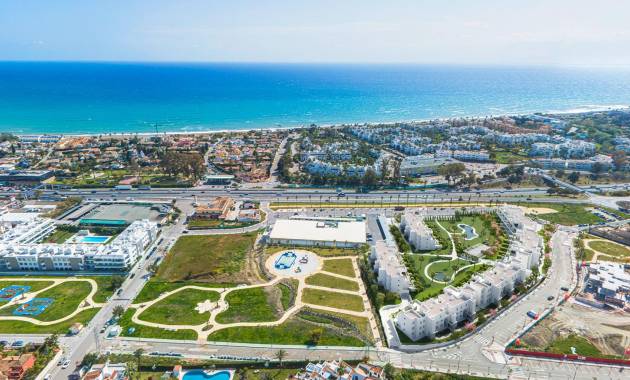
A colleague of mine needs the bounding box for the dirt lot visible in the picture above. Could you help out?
[521,300,630,357]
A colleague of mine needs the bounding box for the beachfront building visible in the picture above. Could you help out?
[269,217,366,248]
[0,218,158,272]
[400,210,440,251]
[394,205,542,342]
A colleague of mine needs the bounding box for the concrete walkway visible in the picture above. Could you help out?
[127,253,383,346]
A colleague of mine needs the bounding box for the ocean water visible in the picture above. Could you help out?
[1,62,630,135]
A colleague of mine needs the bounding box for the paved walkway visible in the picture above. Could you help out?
[128,252,383,346]
[0,277,103,325]
[583,238,630,262]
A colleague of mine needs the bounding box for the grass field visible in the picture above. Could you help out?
[188,219,258,229]
[0,281,92,322]
[321,258,355,277]
[305,273,360,291]
[133,281,227,304]
[525,203,603,226]
[300,307,373,341]
[88,276,118,303]
[207,317,364,346]
[138,288,219,326]
[0,308,100,334]
[426,259,470,281]
[118,309,197,340]
[423,220,452,255]
[0,279,54,302]
[545,334,603,357]
[588,240,630,258]
[156,232,257,283]
[301,288,364,312]
[41,229,74,243]
[216,286,282,324]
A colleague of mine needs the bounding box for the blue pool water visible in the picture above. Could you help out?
[457,224,479,240]
[79,236,110,244]
[183,370,231,380]
[275,251,297,270]
[1,62,630,134]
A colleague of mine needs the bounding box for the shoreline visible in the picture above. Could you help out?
[11,104,630,138]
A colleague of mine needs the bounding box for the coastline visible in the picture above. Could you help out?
[11,104,629,138]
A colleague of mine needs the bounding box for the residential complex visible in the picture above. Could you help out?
[292,360,384,380]
[0,216,158,271]
[584,262,630,309]
[400,210,441,251]
[394,206,542,342]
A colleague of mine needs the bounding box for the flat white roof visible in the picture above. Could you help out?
[0,212,39,223]
[270,218,366,244]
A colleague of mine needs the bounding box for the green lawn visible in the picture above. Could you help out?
[138,288,219,325]
[41,229,74,243]
[524,203,603,226]
[440,214,504,251]
[493,150,529,164]
[423,220,452,255]
[0,279,54,303]
[426,259,470,281]
[0,281,92,322]
[321,258,355,277]
[216,286,281,324]
[589,240,630,258]
[156,232,257,283]
[118,309,197,340]
[88,276,118,303]
[301,288,364,312]
[0,308,100,334]
[300,307,373,341]
[305,273,359,291]
[134,280,228,304]
[207,317,365,346]
[188,219,259,229]
[545,334,603,357]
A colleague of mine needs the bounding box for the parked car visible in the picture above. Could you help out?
[526,310,539,319]
[560,286,569,291]
[61,359,71,369]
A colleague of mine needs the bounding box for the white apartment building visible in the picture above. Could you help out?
[0,218,158,272]
[395,206,541,342]
[400,210,440,251]
[370,240,411,296]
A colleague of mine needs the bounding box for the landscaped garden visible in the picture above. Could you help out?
[588,240,630,259]
[523,203,604,226]
[216,285,285,323]
[138,288,220,325]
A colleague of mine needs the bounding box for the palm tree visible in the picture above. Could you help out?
[274,349,287,367]
[133,348,144,377]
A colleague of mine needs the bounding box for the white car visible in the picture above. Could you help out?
[61,360,71,369]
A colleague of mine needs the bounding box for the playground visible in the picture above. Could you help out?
[0,277,112,333]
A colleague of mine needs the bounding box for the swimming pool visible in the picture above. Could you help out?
[457,224,479,240]
[182,370,232,380]
[274,251,297,269]
[78,235,110,244]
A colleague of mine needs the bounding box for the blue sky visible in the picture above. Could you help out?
[1,0,629,65]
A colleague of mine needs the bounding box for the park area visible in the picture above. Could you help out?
[581,237,630,263]
[0,276,119,334]
[120,233,376,346]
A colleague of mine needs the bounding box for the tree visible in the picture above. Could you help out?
[362,168,378,188]
[133,348,145,376]
[42,334,59,354]
[437,163,466,185]
[309,328,323,345]
[81,352,99,368]
[383,363,395,380]
[567,171,580,183]
[274,349,287,367]
[612,150,627,171]
[110,275,125,290]
[113,305,125,319]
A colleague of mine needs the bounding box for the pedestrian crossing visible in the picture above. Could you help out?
[472,334,491,346]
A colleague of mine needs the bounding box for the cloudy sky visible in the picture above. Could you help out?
[1,0,629,65]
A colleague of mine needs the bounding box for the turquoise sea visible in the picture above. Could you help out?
[0,62,629,135]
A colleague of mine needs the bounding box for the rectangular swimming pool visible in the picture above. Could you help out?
[79,235,110,244]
